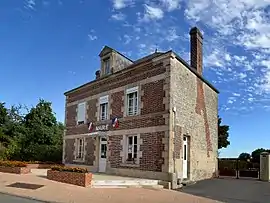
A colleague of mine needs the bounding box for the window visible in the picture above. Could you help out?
[126,87,138,116]
[99,95,109,121]
[75,138,84,161]
[77,102,86,125]
[104,58,110,75]
[100,103,108,120]
[126,135,138,163]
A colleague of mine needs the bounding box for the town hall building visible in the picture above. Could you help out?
[63,27,219,185]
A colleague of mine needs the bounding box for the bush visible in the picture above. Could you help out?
[0,160,27,167]
[51,166,88,173]
[26,161,61,164]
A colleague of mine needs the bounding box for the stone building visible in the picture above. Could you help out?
[63,27,219,185]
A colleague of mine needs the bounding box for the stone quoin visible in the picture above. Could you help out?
[63,27,219,187]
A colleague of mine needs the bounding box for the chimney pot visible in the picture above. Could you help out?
[189,27,203,75]
[95,70,100,79]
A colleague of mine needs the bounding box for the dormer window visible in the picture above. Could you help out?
[104,58,110,75]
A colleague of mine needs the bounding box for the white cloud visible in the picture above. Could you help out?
[112,0,134,9]
[123,34,132,44]
[141,5,164,22]
[88,35,97,41]
[232,93,241,97]
[160,0,182,11]
[111,12,126,21]
[24,0,36,10]
[165,27,179,41]
[88,29,97,41]
[224,53,231,61]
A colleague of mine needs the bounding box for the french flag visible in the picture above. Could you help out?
[88,122,94,132]
[112,117,119,128]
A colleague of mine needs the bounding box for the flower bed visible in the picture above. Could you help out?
[47,166,92,187]
[0,161,30,174]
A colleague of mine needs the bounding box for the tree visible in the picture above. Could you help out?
[0,99,64,162]
[238,152,251,161]
[0,102,8,125]
[20,99,64,161]
[251,148,268,163]
[218,116,230,149]
[0,103,26,159]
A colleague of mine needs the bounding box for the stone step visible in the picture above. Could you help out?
[91,183,164,189]
[92,179,159,186]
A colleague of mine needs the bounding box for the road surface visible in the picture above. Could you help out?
[0,193,44,203]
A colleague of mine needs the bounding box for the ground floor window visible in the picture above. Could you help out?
[126,135,138,164]
[75,138,85,161]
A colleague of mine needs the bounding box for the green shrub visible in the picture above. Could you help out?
[51,166,88,173]
[0,160,27,167]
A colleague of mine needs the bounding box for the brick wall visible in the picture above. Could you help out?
[64,139,75,163]
[66,114,166,135]
[140,132,164,172]
[110,91,124,119]
[108,132,164,172]
[87,99,98,122]
[66,105,76,127]
[141,80,165,115]
[108,135,123,168]
[65,60,168,136]
[85,137,96,166]
[66,62,165,103]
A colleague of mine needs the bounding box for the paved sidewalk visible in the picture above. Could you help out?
[0,172,221,203]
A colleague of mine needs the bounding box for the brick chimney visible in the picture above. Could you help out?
[189,27,203,75]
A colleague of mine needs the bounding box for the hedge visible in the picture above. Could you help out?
[51,166,88,173]
[0,161,27,167]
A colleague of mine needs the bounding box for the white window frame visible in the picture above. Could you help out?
[99,95,109,121]
[75,138,85,161]
[126,135,138,164]
[126,87,138,116]
[77,102,86,125]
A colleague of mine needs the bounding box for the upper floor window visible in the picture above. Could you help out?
[99,95,109,121]
[126,87,138,116]
[104,58,110,75]
[77,102,86,125]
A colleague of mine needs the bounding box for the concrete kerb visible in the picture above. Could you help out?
[0,191,61,203]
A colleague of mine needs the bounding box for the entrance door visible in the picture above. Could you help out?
[99,137,107,173]
[182,136,188,179]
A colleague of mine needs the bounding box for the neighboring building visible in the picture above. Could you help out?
[63,27,219,185]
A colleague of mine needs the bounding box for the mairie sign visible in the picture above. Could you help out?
[95,124,109,131]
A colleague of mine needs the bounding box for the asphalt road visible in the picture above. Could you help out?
[181,178,270,203]
[0,193,45,203]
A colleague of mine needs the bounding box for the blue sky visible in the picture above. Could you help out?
[1,0,270,158]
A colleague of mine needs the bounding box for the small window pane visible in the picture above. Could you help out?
[134,136,137,144]
[134,145,137,158]
[128,145,132,153]
[128,137,133,145]
[101,144,107,158]
[184,145,187,160]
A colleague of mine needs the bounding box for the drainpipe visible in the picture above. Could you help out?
[172,107,176,174]
[171,107,177,189]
